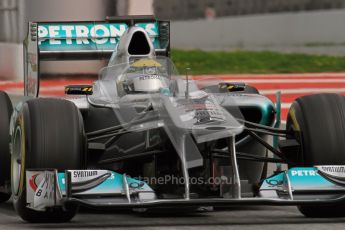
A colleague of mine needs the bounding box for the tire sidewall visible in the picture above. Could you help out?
[0,91,13,188]
[286,101,307,165]
[12,104,31,216]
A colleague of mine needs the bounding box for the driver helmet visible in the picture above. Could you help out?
[123,58,169,94]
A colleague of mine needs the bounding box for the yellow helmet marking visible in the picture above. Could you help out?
[131,59,162,67]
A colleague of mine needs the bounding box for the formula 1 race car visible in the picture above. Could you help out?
[1,16,345,223]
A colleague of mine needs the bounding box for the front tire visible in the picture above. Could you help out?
[0,91,13,202]
[286,93,345,217]
[11,98,85,222]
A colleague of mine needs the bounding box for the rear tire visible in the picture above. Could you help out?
[0,91,13,202]
[286,93,345,218]
[11,98,86,222]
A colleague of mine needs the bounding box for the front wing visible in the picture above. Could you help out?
[26,166,345,211]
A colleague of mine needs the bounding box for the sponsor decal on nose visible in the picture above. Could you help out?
[291,170,318,176]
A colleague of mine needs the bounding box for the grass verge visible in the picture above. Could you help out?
[171,49,345,74]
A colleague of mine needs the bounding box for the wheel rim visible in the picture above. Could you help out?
[12,126,23,196]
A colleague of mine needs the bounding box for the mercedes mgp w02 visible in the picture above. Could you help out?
[1,16,345,222]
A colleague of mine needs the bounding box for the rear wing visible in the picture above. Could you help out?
[23,16,170,96]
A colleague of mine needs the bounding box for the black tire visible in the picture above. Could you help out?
[0,91,12,202]
[11,98,86,222]
[286,93,345,218]
[287,93,345,166]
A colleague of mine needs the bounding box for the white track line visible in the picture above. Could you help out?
[4,89,23,95]
[199,79,345,83]
[0,81,23,85]
[261,88,345,95]
[198,73,345,78]
[38,86,65,91]
[281,103,292,109]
